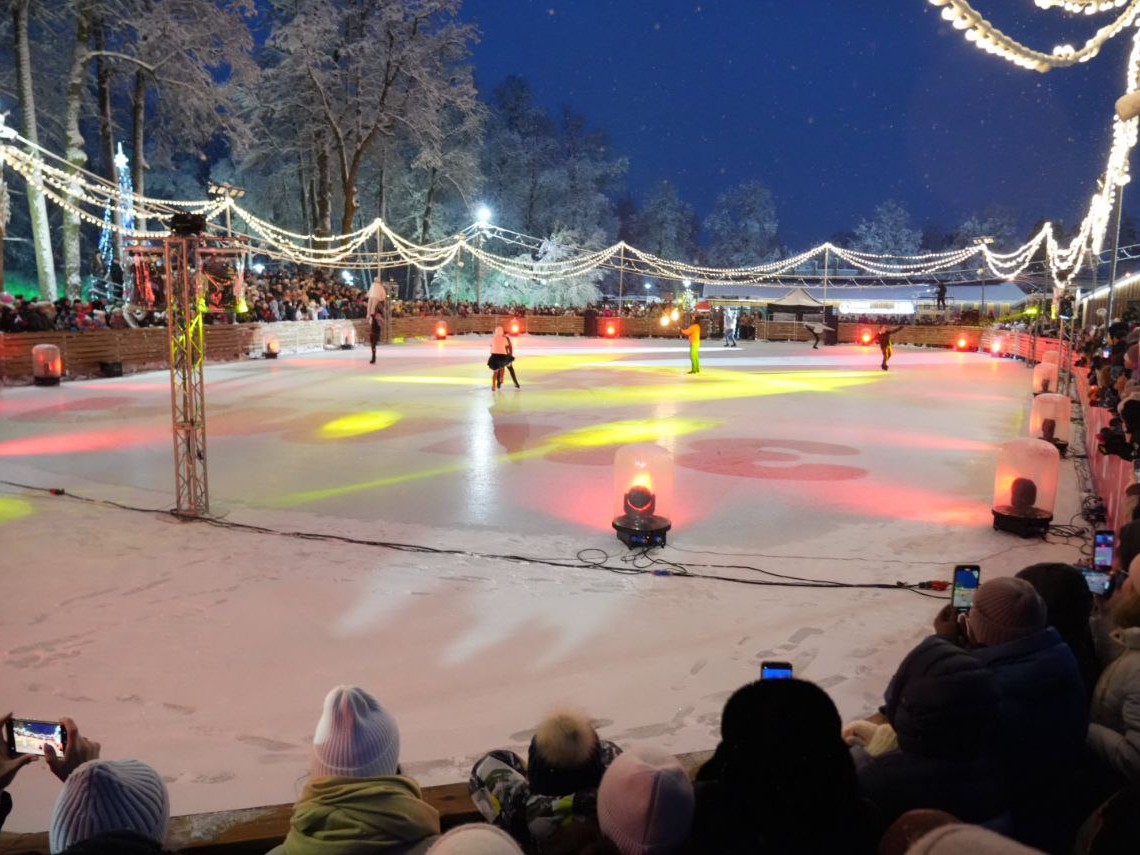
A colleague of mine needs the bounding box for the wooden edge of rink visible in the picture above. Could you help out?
[0,750,715,855]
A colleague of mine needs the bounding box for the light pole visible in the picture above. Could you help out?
[1107,183,1126,324]
[474,205,491,308]
[972,236,994,320]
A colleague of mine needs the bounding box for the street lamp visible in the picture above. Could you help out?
[475,205,492,228]
[208,181,246,238]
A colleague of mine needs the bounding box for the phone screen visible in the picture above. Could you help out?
[1082,569,1113,596]
[8,718,64,756]
[1095,531,1115,571]
[952,565,982,612]
[760,662,794,680]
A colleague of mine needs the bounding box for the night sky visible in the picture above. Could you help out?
[463,0,1126,248]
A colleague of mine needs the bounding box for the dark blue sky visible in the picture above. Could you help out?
[462,0,1125,248]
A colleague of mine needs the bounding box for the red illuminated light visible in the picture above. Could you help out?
[957,338,967,349]
[991,340,1002,354]
[508,320,520,335]
[434,323,448,340]
[860,330,873,345]
[604,322,617,337]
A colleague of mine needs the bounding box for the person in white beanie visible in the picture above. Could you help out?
[274,686,440,855]
[1,714,99,836]
[427,824,523,854]
[49,759,169,853]
[597,748,694,855]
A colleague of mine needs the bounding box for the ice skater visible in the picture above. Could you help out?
[488,326,517,389]
[804,320,834,349]
[368,304,383,364]
[876,323,904,371]
[723,306,739,348]
[681,319,701,374]
[504,330,520,388]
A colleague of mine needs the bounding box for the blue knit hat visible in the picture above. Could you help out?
[49,760,169,853]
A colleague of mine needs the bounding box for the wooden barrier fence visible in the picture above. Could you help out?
[1,319,996,384]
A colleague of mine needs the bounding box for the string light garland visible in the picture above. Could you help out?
[0,0,1135,298]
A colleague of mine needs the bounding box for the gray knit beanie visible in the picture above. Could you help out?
[49,759,169,853]
[312,685,400,778]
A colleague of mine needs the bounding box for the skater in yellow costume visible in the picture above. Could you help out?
[681,320,701,374]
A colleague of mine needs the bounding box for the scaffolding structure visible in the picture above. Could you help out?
[127,230,247,516]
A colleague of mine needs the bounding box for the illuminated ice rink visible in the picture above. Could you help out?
[0,336,1082,830]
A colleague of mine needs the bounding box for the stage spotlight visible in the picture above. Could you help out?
[1032,362,1058,395]
[603,321,618,338]
[670,308,680,321]
[434,322,448,340]
[612,443,673,548]
[265,337,280,359]
[956,337,968,350]
[1029,393,1071,455]
[340,327,356,350]
[860,330,873,345]
[992,438,1059,537]
[659,315,671,328]
[508,319,521,335]
[991,339,1003,355]
[32,344,62,386]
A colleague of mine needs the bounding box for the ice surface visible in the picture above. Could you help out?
[0,337,1083,831]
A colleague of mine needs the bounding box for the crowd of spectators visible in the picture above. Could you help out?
[3,537,1140,854]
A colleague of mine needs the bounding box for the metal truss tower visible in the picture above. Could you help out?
[165,236,209,516]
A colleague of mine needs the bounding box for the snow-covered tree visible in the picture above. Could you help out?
[702,179,779,268]
[950,205,1020,250]
[850,199,921,256]
[631,180,696,261]
[10,0,57,298]
[481,77,626,243]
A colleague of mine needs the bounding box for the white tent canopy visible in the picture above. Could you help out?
[768,286,825,307]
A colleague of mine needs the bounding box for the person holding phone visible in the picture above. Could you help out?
[0,714,100,833]
[680,319,701,374]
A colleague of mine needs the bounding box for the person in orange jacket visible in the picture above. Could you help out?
[681,320,701,374]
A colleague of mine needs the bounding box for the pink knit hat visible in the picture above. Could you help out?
[968,577,1046,647]
[597,748,694,855]
[311,686,399,778]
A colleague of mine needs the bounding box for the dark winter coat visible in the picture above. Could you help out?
[972,626,1088,848]
[858,636,1005,826]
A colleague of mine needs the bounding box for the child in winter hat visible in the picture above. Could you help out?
[49,759,169,853]
[526,709,605,796]
[597,748,694,854]
[429,823,524,854]
[967,577,1047,647]
[311,685,400,778]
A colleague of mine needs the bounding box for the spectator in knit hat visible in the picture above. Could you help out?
[469,708,621,852]
[906,823,1044,854]
[596,748,693,854]
[1086,574,1140,789]
[965,577,1088,850]
[1016,563,1101,699]
[848,636,1005,827]
[273,686,440,855]
[689,679,877,854]
[50,760,169,853]
[427,824,523,854]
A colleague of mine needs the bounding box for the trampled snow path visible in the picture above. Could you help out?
[0,337,1083,831]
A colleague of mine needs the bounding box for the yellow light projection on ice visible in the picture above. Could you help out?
[0,497,35,524]
[318,411,403,439]
[276,417,716,506]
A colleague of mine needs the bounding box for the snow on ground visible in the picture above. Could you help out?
[0,336,1084,831]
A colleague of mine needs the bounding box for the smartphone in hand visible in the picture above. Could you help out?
[5,717,66,756]
[952,565,982,613]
